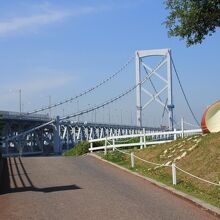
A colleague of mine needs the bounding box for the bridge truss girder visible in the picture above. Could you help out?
[2,118,159,156]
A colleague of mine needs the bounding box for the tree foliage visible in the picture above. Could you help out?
[164,0,220,46]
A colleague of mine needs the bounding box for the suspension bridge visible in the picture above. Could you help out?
[0,48,201,157]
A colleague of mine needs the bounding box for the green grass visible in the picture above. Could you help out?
[98,132,220,208]
[63,141,90,156]
[64,141,104,156]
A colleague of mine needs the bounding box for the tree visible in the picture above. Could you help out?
[164,0,220,46]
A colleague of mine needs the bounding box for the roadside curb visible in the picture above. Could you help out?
[89,153,220,218]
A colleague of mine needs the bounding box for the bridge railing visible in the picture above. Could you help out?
[89,129,202,152]
[0,111,50,121]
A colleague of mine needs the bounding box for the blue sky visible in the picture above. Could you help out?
[0,0,219,127]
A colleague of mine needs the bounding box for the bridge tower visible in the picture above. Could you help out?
[136,49,174,130]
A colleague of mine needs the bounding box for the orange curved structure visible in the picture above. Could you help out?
[201,100,220,133]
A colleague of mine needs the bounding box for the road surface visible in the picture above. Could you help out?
[0,155,218,220]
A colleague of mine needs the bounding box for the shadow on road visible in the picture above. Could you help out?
[0,158,10,193]
[0,157,81,195]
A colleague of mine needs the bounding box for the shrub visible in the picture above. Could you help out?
[64,141,89,156]
[64,140,104,156]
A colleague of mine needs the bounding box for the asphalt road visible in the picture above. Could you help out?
[0,155,218,220]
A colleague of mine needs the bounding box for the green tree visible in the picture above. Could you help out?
[164,0,220,46]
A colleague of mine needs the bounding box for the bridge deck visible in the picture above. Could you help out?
[0,110,50,122]
[0,156,217,220]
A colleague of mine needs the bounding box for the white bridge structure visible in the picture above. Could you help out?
[0,49,201,157]
[1,111,156,156]
[136,49,174,129]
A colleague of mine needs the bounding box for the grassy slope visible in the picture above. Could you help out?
[99,132,220,208]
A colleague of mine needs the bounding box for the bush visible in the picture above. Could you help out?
[63,140,105,156]
[64,141,89,156]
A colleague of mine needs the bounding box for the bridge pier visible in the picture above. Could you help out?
[54,116,61,154]
[135,49,174,130]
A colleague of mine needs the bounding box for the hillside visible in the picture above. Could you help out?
[101,132,220,208]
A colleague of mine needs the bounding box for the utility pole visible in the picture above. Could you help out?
[114,109,117,124]
[19,89,21,114]
[91,111,94,123]
[88,104,91,122]
[120,111,123,125]
[77,100,79,122]
[49,95,52,117]
[102,107,105,123]
[108,108,110,123]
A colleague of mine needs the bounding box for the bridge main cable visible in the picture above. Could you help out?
[61,57,167,120]
[27,56,134,115]
[8,57,166,141]
[169,52,200,126]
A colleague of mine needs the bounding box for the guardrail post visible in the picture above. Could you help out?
[113,138,115,151]
[90,142,93,153]
[144,133,146,148]
[140,135,143,149]
[172,162,177,185]
[140,131,143,149]
[131,152,135,168]
[104,137,107,155]
[181,117,184,138]
[173,128,177,140]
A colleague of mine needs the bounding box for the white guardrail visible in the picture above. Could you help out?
[89,128,220,187]
[89,128,202,152]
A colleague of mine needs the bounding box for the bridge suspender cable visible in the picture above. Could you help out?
[61,84,137,121]
[169,52,200,126]
[53,57,166,121]
[9,58,166,140]
[9,53,200,141]
[27,56,134,115]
